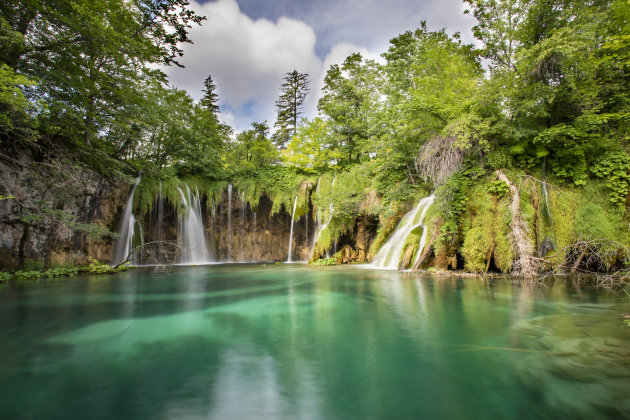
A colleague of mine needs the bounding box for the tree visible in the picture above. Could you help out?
[318,53,380,166]
[274,70,310,149]
[227,121,278,173]
[200,75,220,115]
[0,0,205,146]
[464,0,526,72]
[282,117,342,173]
[377,25,481,186]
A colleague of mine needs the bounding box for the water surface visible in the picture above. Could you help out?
[0,265,628,419]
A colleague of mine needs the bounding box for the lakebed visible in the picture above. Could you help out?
[0,264,628,419]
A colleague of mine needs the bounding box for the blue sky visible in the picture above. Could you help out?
[165,0,476,133]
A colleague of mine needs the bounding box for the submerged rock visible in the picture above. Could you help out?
[512,313,630,418]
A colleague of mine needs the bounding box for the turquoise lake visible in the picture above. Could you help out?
[0,264,629,419]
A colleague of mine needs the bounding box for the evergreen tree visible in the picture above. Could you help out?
[274,70,310,148]
[200,75,220,115]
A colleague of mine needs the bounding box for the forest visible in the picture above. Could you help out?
[1,0,630,279]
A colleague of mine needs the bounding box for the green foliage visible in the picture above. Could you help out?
[227,121,278,174]
[461,182,513,273]
[487,180,509,198]
[486,148,512,170]
[1,0,204,146]
[89,257,128,274]
[282,118,341,173]
[43,266,80,278]
[369,216,400,257]
[436,167,482,246]
[574,202,629,267]
[14,266,80,281]
[0,63,36,138]
[592,152,630,205]
[400,226,423,269]
[274,70,310,148]
[14,270,42,281]
[0,271,11,282]
[22,258,45,272]
[313,258,336,266]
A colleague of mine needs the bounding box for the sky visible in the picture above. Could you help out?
[165,0,477,133]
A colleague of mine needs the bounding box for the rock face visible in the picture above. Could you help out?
[210,192,315,262]
[0,148,128,269]
[0,148,380,268]
[140,191,330,263]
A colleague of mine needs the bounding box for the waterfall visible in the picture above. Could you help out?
[305,206,308,244]
[371,195,435,270]
[156,182,164,243]
[287,196,298,262]
[411,195,436,268]
[112,176,142,265]
[177,185,210,264]
[240,191,245,262]
[210,198,216,259]
[253,211,257,236]
[309,175,336,260]
[155,182,164,263]
[227,183,232,262]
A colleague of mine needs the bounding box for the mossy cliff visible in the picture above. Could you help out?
[2,145,630,278]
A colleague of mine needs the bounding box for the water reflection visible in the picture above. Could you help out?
[0,266,628,419]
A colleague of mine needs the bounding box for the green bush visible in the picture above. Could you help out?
[89,257,129,274]
[313,258,336,266]
[592,152,630,206]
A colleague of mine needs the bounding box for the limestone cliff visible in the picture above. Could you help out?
[0,147,380,268]
[0,147,128,269]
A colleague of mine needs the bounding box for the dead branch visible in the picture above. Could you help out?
[114,240,181,270]
[415,136,465,186]
[533,239,630,287]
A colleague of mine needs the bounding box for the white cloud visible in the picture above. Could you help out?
[165,0,476,133]
[166,0,322,132]
[302,42,383,119]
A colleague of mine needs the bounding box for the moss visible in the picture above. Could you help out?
[310,225,335,262]
[574,202,629,267]
[462,227,488,272]
[369,215,400,257]
[400,226,423,269]
[460,180,513,273]
[494,198,514,272]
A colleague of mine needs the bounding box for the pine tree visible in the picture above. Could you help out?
[274,70,309,149]
[201,75,220,115]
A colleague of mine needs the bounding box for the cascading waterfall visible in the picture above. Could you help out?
[240,191,245,261]
[308,177,322,259]
[210,198,216,258]
[154,182,164,263]
[287,196,298,262]
[177,185,210,264]
[112,176,143,265]
[309,175,336,260]
[411,195,436,268]
[227,183,232,261]
[253,211,257,236]
[371,195,435,270]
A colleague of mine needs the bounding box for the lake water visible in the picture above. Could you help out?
[0,265,629,419]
